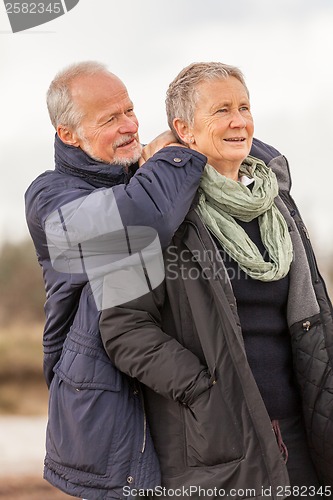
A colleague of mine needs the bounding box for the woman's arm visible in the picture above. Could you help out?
[100,284,213,405]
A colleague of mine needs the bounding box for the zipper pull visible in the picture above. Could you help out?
[303,320,311,332]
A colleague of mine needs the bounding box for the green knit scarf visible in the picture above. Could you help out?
[196,155,293,282]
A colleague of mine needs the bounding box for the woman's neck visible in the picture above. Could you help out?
[210,162,241,181]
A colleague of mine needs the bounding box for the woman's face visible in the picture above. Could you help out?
[189,76,254,177]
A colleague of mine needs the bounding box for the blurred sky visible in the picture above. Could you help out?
[1,0,333,256]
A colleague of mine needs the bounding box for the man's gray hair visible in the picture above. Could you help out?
[47,61,109,130]
[165,62,249,143]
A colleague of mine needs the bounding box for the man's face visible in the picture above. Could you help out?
[71,72,142,166]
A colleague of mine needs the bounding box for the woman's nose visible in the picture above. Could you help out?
[230,110,246,128]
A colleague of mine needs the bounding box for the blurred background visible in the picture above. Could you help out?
[1,0,333,498]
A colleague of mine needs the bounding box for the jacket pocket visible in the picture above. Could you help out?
[184,382,244,467]
[290,314,324,390]
[46,353,123,476]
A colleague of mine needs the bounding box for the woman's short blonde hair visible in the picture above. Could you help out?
[166,62,249,143]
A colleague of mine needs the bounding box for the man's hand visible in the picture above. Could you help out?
[139,130,185,166]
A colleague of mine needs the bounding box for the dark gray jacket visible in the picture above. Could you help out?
[100,145,333,499]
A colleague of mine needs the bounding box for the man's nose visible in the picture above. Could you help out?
[119,115,138,134]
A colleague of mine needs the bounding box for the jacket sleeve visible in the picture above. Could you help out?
[40,147,207,250]
[25,146,206,386]
[99,285,213,405]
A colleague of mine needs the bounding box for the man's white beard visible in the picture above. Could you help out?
[79,136,142,167]
[112,147,142,167]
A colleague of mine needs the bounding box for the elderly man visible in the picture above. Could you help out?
[25,61,208,500]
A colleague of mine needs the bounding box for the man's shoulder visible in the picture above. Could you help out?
[25,170,57,205]
[25,168,91,200]
[25,168,93,227]
[26,169,56,190]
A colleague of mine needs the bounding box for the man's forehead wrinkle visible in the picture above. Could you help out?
[96,94,133,122]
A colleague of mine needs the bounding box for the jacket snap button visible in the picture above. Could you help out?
[127,476,134,484]
[303,321,311,332]
[173,158,182,163]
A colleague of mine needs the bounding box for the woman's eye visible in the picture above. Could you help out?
[216,108,228,114]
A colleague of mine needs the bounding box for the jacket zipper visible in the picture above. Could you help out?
[141,409,147,454]
[132,382,147,453]
[139,387,147,453]
[296,221,320,284]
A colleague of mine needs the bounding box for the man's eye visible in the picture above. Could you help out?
[240,106,250,112]
[126,108,134,115]
[107,117,115,123]
[216,108,228,114]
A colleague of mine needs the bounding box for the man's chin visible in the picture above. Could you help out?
[112,148,142,168]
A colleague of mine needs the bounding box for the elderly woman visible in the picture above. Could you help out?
[100,63,333,499]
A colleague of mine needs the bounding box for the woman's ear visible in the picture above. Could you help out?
[173,118,194,146]
[57,125,80,147]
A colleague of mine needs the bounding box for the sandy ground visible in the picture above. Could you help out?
[0,476,76,499]
[0,416,75,499]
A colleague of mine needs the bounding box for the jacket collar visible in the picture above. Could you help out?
[54,134,137,188]
[267,155,292,194]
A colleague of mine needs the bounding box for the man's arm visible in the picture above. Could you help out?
[39,146,207,312]
[40,146,206,250]
[25,145,206,385]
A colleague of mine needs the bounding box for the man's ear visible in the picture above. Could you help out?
[173,119,194,146]
[57,125,80,147]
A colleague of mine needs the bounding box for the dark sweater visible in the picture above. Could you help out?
[213,217,300,419]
